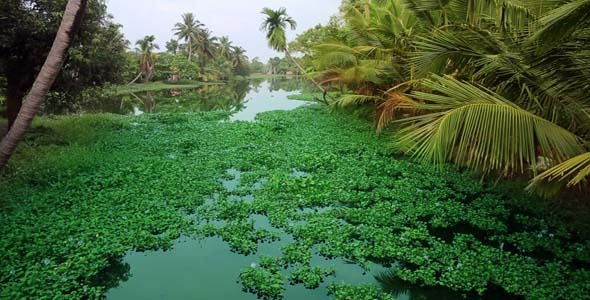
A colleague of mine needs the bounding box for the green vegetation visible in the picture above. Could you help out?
[1,106,589,299]
[2,1,590,300]
[110,81,209,95]
[1,0,129,123]
[287,92,341,102]
[327,284,394,300]
[298,0,590,196]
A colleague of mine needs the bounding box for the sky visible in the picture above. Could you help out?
[106,0,342,61]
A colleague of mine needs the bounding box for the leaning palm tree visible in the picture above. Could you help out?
[130,35,159,84]
[173,13,204,62]
[0,0,87,169]
[260,7,328,100]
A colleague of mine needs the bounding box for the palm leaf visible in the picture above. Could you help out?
[332,94,382,107]
[375,91,416,133]
[528,152,590,197]
[394,75,584,174]
[529,0,590,50]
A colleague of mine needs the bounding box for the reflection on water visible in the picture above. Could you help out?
[83,77,312,121]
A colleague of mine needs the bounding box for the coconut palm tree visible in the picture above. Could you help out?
[131,35,159,83]
[260,7,328,100]
[231,46,248,69]
[217,36,234,60]
[0,0,87,169]
[310,0,590,196]
[173,13,204,62]
[195,29,217,63]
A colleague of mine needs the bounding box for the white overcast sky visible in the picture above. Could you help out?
[106,0,341,61]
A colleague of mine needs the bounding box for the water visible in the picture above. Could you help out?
[83,77,311,121]
[106,235,384,300]
[106,165,384,300]
[104,79,467,300]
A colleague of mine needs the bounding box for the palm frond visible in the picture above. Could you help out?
[332,94,382,108]
[394,75,584,174]
[529,0,590,50]
[375,91,416,133]
[528,152,590,197]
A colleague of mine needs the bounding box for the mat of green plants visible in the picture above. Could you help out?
[1,106,589,299]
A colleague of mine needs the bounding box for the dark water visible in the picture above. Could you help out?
[82,77,311,121]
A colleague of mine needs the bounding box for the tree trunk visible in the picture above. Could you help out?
[284,49,329,104]
[128,72,142,85]
[0,0,87,170]
[188,37,192,62]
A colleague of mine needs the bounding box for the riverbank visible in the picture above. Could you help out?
[1,106,589,300]
[110,80,216,95]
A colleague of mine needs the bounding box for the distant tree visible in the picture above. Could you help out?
[231,47,248,69]
[217,36,234,60]
[165,39,179,54]
[173,13,204,62]
[250,57,266,74]
[196,29,217,64]
[268,57,282,75]
[231,47,250,76]
[131,35,159,83]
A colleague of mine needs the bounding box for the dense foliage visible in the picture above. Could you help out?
[0,0,129,119]
[301,0,590,196]
[1,106,588,299]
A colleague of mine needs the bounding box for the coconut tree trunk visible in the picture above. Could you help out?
[188,37,192,62]
[128,72,143,85]
[284,49,329,104]
[0,0,87,170]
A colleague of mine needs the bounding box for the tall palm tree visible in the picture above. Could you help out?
[260,7,328,99]
[131,35,159,83]
[173,13,204,62]
[0,0,87,169]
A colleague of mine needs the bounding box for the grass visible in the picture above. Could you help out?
[0,106,589,299]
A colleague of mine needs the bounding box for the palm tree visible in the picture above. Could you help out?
[231,46,248,69]
[269,57,281,75]
[260,7,328,100]
[218,36,234,60]
[173,13,204,62]
[131,35,159,84]
[195,29,217,63]
[310,0,590,196]
[0,0,87,169]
